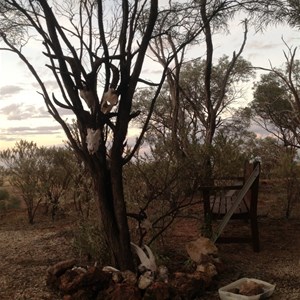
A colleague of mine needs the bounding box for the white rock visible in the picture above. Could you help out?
[112,271,123,283]
[121,270,137,285]
[196,262,218,277]
[186,237,218,263]
[138,271,154,289]
[157,265,169,283]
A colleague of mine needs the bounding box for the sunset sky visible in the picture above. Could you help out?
[0,14,299,150]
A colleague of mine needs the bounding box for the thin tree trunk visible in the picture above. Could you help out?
[93,163,134,271]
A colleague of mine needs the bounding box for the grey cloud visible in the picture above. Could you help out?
[0,104,22,119]
[0,85,24,98]
[142,68,162,76]
[0,103,49,120]
[0,136,17,142]
[247,39,282,51]
[0,125,64,146]
[2,125,63,136]
[0,102,75,122]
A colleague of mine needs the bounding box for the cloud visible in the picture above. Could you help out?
[0,136,16,142]
[0,85,24,98]
[248,39,282,51]
[1,125,63,137]
[0,103,50,120]
[0,125,65,149]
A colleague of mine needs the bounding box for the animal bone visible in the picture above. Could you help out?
[131,242,157,273]
[102,266,120,273]
[101,88,118,114]
[86,128,101,155]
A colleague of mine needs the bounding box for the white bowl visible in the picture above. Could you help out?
[218,278,276,300]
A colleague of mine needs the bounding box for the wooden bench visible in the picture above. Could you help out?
[200,161,261,252]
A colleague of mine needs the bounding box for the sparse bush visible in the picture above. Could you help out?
[0,188,9,212]
[273,149,300,218]
[0,188,9,201]
[0,201,6,211]
[0,189,21,211]
[7,196,21,210]
[0,166,4,186]
[124,151,203,246]
[72,220,110,266]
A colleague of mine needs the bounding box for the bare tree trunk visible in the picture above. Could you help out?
[91,158,134,271]
[110,160,134,270]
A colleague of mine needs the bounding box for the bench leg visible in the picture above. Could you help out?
[250,214,260,252]
[203,189,213,238]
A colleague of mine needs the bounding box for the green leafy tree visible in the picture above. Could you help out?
[147,1,203,157]
[0,166,4,187]
[180,55,254,144]
[285,0,300,27]
[247,137,285,179]
[135,55,254,153]
[0,188,9,212]
[211,132,248,178]
[273,147,300,218]
[248,137,300,218]
[0,140,45,224]
[251,45,300,148]
[39,147,72,221]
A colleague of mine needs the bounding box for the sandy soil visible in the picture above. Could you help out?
[0,214,74,300]
[0,194,300,299]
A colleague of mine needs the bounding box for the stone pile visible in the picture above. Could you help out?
[46,238,223,299]
[185,236,224,281]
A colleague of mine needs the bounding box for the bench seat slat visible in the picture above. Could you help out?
[210,192,249,216]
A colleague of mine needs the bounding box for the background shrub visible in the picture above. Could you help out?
[0,189,21,212]
[72,219,110,266]
[0,188,9,201]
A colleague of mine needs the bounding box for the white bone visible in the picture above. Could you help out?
[102,266,120,273]
[101,88,118,114]
[86,128,101,155]
[131,242,157,272]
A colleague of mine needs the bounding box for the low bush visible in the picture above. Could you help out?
[0,188,9,201]
[7,196,21,210]
[72,219,110,266]
[0,189,21,212]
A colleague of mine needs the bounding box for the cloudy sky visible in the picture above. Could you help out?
[0,13,299,150]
